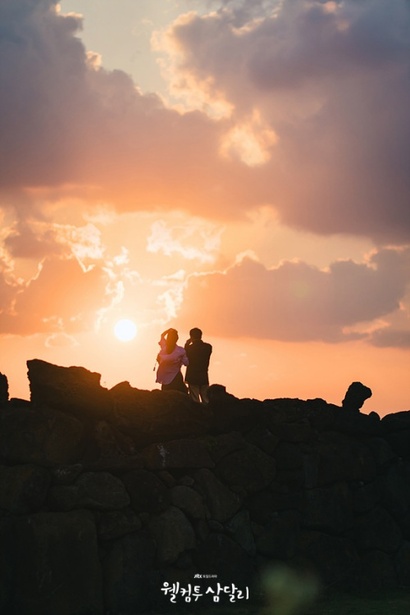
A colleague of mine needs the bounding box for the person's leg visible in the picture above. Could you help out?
[199,385,210,404]
[187,384,201,403]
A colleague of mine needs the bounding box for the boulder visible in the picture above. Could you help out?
[226,510,256,555]
[350,480,381,514]
[148,506,196,565]
[359,551,398,589]
[0,464,50,514]
[97,508,142,541]
[297,531,359,588]
[195,468,241,522]
[342,381,372,412]
[109,382,211,445]
[303,483,354,534]
[215,444,276,494]
[193,533,254,586]
[171,485,206,520]
[0,372,8,407]
[48,471,130,512]
[0,405,85,466]
[202,431,246,463]
[349,507,403,553]
[139,438,214,470]
[103,530,156,614]
[9,511,103,615]
[256,511,301,559]
[122,469,171,513]
[310,432,376,487]
[395,543,410,587]
[27,359,112,420]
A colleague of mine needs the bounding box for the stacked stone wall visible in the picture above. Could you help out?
[0,360,410,614]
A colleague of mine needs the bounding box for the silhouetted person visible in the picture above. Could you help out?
[184,328,212,403]
[156,328,189,393]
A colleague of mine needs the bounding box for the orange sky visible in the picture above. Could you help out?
[1,0,409,415]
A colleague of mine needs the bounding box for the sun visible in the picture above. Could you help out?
[114,319,138,342]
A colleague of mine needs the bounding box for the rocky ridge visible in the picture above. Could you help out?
[0,360,410,615]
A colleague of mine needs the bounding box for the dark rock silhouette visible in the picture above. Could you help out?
[0,359,409,614]
[0,372,8,407]
[342,380,372,412]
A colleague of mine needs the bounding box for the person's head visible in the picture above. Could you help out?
[166,328,178,353]
[189,327,202,340]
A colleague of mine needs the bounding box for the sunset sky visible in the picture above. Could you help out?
[1,0,410,415]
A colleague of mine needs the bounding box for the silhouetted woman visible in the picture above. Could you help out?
[155,328,189,393]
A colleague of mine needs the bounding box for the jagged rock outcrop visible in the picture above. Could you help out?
[0,373,8,407]
[0,359,409,615]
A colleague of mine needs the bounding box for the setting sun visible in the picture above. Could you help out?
[114,319,138,342]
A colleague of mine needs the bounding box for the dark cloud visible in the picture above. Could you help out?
[178,248,410,342]
[0,0,266,219]
[369,328,410,348]
[166,0,410,242]
[1,0,410,243]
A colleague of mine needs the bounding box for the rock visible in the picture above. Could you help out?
[195,468,241,522]
[226,510,256,555]
[97,508,142,541]
[148,506,196,565]
[202,431,246,463]
[274,442,305,470]
[171,485,206,520]
[359,551,398,589]
[349,507,403,553]
[109,381,211,445]
[139,438,214,470]
[51,463,83,485]
[103,530,156,614]
[256,511,301,559]
[297,531,359,588]
[342,381,372,412]
[48,471,130,512]
[379,464,410,517]
[0,464,50,514]
[122,469,171,513]
[10,511,103,615]
[384,430,410,459]
[215,444,276,494]
[350,480,381,514]
[303,483,354,534]
[193,533,254,586]
[0,405,85,466]
[310,432,376,486]
[0,517,14,612]
[246,425,279,455]
[27,359,112,420]
[395,543,410,587]
[90,420,136,460]
[0,372,8,407]
[75,471,130,510]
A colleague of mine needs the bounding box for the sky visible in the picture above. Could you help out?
[1,0,410,414]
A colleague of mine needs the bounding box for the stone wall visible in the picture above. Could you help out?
[0,360,410,615]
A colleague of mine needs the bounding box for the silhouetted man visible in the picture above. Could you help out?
[184,328,212,404]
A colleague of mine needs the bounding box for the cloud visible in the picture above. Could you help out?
[159,0,410,242]
[1,0,410,245]
[0,0,267,220]
[146,217,223,263]
[0,256,111,335]
[369,328,410,349]
[177,248,410,343]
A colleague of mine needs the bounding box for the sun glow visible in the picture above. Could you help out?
[114,319,137,342]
